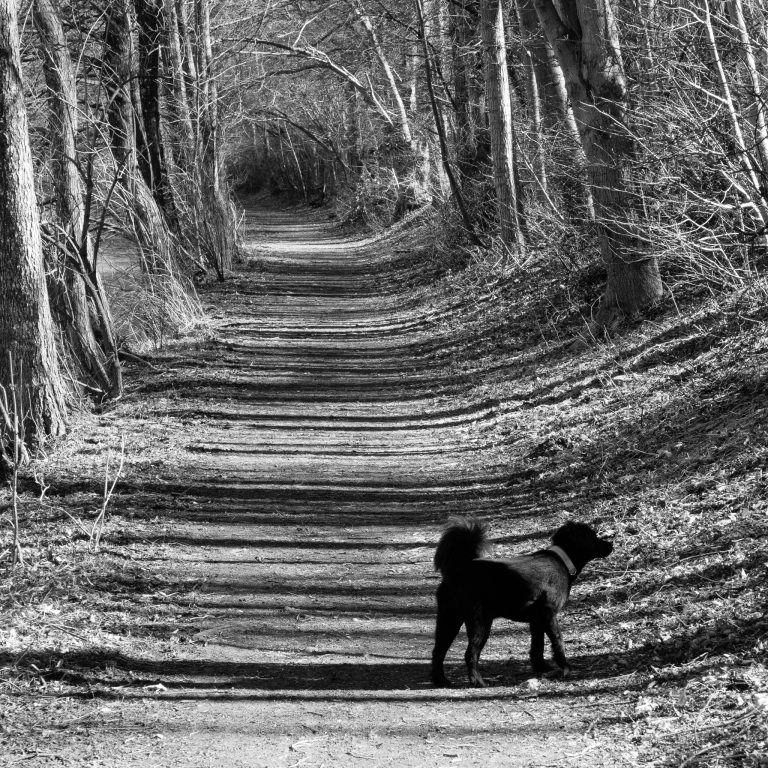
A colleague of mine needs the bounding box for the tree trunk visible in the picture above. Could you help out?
[480,0,526,252]
[515,0,553,196]
[515,0,559,125]
[104,0,173,271]
[354,1,431,216]
[450,0,490,181]
[416,0,484,245]
[163,0,194,149]
[195,0,237,273]
[0,0,67,443]
[34,0,123,399]
[160,0,207,269]
[176,0,198,100]
[353,2,412,146]
[515,0,595,219]
[423,0,451,196]
[134,0,174,218]
[344,82,361,173]
[534,0,663,318]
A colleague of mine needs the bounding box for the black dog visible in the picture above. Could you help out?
[431,518,613,687]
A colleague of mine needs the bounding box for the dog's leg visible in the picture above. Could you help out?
[464,608,492,687]
[529,618,551,675]
[544,613,571,676]
[431,587,463,687]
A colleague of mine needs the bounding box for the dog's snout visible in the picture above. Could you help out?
[599,538,614,556]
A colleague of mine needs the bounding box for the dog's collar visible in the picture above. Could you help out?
[548,545,577,576]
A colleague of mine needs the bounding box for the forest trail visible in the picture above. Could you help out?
[15,206,630,767]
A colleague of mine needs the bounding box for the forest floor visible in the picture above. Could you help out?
[1,202,767,767]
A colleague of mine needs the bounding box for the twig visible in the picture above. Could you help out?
[90,434,126,551]
[118,350,163,371]
[8,351,24,567]
[60,508,92,538]
[679,737,736,768]
[41,622,88,641]
[6,753,61,763]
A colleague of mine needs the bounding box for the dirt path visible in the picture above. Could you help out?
[10,207,634,767]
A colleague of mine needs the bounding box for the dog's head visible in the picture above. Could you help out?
[552,521,613,563]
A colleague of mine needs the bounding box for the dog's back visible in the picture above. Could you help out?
[434,517,488,579]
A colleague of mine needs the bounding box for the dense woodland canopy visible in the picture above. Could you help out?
[2,0,768,461]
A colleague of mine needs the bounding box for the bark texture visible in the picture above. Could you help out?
[515,0,559,125]
[134,0,173,216]
[451,0,490,181]
[195,0,237,272]
[533,0,662,317]
[355,1,431,217]
[104,0,172,270]
[0,0,67,439]
[35,0,122,398]
[480,0,525,250]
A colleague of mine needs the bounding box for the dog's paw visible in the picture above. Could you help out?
[432,677,452,688]
[543,664,571,680]
[530,661,553,676]
[468,674,487,688]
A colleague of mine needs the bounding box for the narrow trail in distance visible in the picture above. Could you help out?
[34,205,627,767]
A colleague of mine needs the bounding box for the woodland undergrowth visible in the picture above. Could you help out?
[98,238,212,356]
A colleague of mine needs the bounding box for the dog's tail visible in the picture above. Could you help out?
[434,517,488,578]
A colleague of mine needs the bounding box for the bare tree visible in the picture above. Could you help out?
[193,0,239,272]
[134,0,174,216]
[103,0,173,272]
[480,0,526,251]
[353,1,430,215]
[34,0,122,398]
[534,0,663,318]
[0,0,67,445]
[450,0,490,183]
[416,0,483,245]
